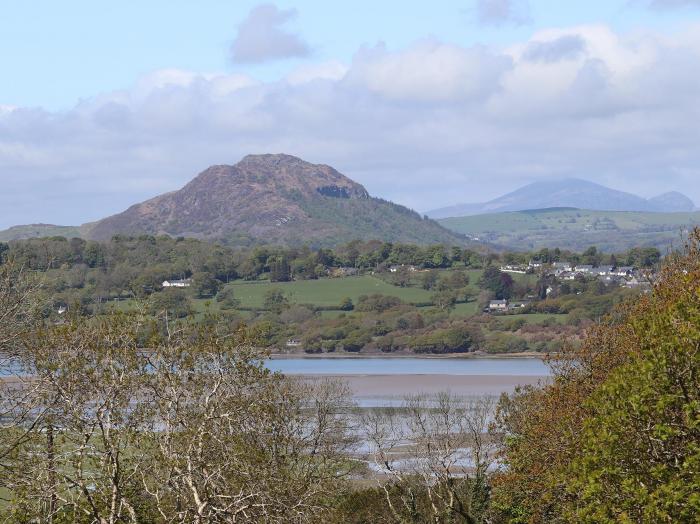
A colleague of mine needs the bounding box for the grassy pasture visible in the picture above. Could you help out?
[112,269,539,319]
[226,275,434,309]
[449,301,480,317]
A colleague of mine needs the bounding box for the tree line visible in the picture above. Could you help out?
[0,235,660,309]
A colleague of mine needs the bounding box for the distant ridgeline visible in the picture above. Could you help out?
[428,178,698,251]
[438,208,700,252]
[427,178,697,218]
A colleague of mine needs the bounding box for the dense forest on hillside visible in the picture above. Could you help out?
[0,235,660,355]
[1,235,660,295]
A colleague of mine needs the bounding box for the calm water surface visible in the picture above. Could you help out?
[266,357,550,376]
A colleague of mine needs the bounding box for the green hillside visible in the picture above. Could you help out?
[439,208,700,251]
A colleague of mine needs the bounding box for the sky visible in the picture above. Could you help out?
[1,0,700,228]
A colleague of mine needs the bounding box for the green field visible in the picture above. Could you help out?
[227,275,434,309]
[113,269,538,319]
[439,208,700,251]
[228,270,536,310]
[449,301,480,317]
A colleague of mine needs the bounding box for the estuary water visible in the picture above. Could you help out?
[267,357,551,407]
[1,355,550,407]
[266,357,550,376]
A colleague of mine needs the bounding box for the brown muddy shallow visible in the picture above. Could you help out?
[302,373,548,400]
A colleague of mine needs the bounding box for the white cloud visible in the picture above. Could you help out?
[230,3,310,64]
[345,40,512,102]
[285,61,348,85]
[1,23,700,228]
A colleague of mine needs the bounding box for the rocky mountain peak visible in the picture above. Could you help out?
[83,154,456,246]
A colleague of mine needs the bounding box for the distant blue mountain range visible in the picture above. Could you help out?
[427,179,696,219]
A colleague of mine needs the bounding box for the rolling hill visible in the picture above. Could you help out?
[427,179,696,218]
[439,208,700,252]
[0,224,88,242]
[1,154,465,248]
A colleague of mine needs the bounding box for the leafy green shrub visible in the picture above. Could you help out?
[355,294,403,313]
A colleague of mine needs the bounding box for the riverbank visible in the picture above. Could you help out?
[267,356,550,380]
[269,350,547,360]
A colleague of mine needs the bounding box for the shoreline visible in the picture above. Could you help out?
[269,351,547,360]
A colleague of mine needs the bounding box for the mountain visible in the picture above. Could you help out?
[2,154,463,247]
[427,179,696,218]
[647,191,696,212]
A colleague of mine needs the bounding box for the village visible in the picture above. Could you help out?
[488,259,652,313]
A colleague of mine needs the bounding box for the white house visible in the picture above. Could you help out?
[162,279,192,288]
[613,266,634,276]
[575,265,594,273]
[488,299,509,312]
[500,265,527,274]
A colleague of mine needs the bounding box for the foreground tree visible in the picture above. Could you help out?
[567,238,700,522]
[1,310,356,523]
[491,230,700,523]
[0,260,46,517]
[353,394,495,523]
[0,259,42,355]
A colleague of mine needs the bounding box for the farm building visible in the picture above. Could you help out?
[162,279,192,288]
[488,299,509,312]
